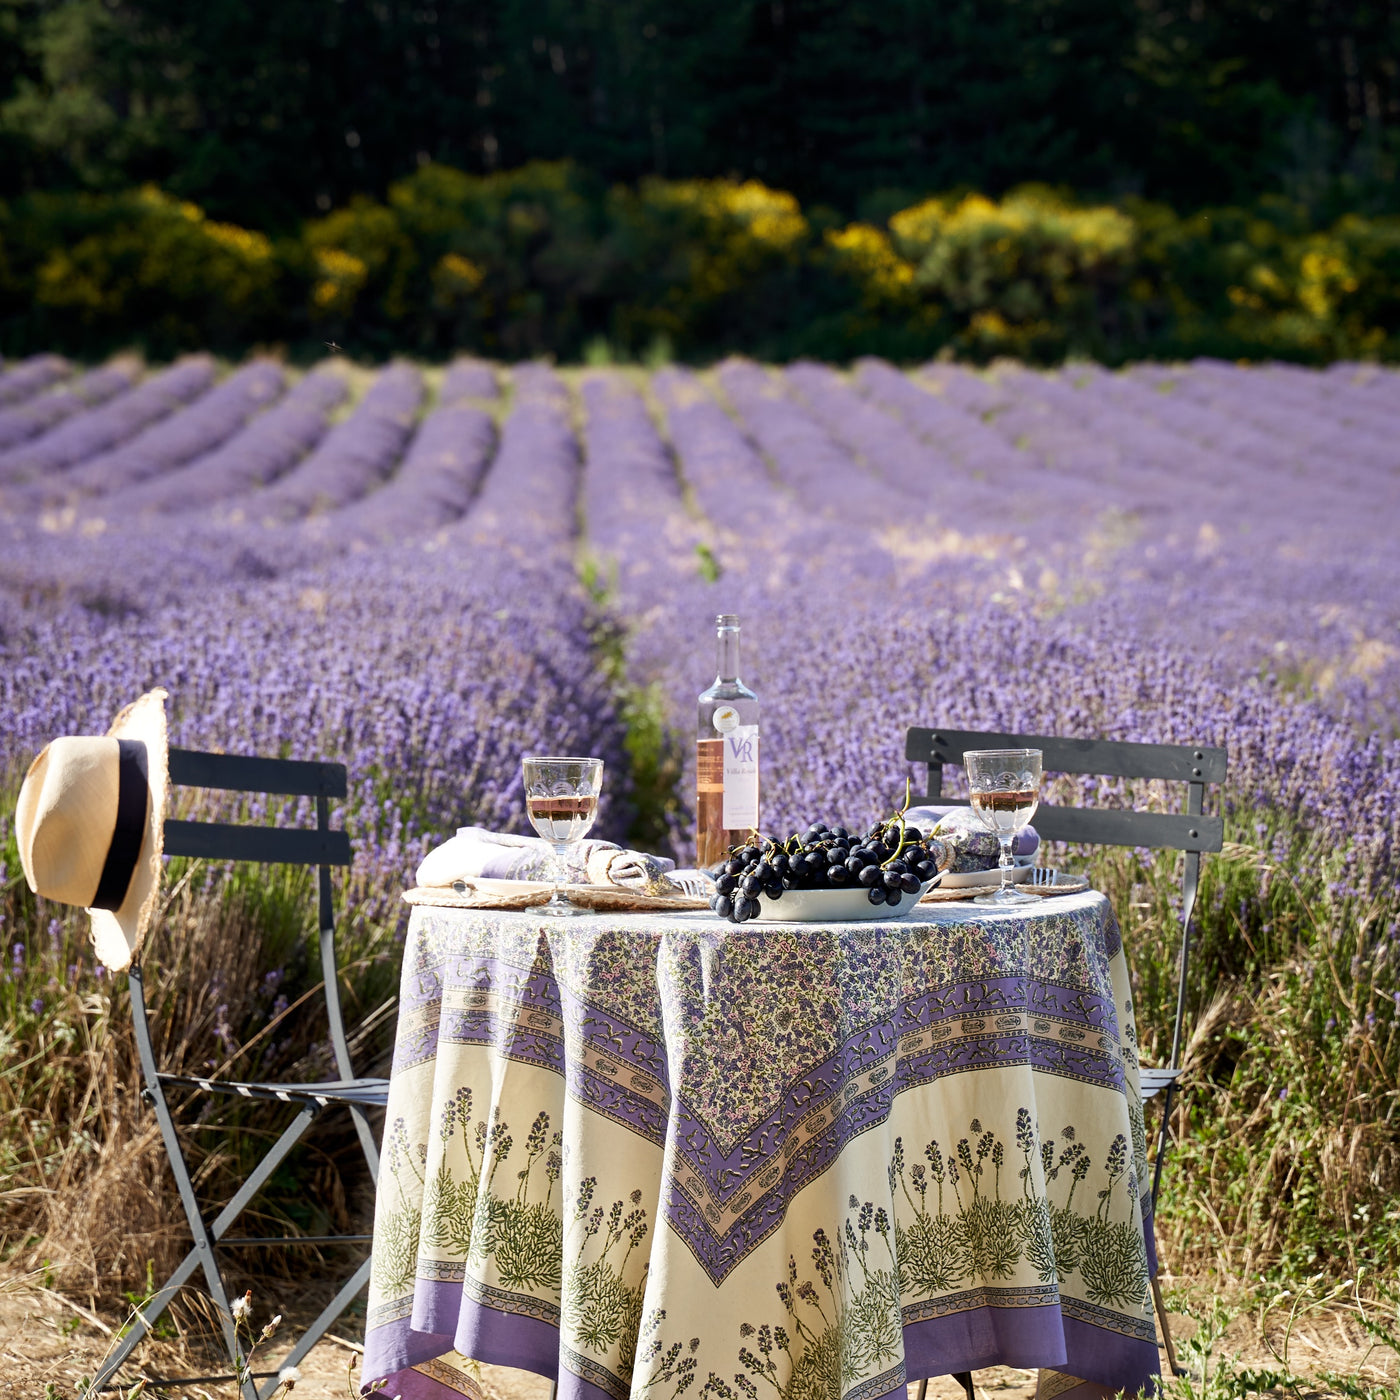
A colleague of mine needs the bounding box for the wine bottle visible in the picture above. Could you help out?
[696,613,760,868]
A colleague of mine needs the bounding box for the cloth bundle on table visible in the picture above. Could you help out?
[906,805,1039,875]
[364,890,1161,1400]
[417,826,680,895]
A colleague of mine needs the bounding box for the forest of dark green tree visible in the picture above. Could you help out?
[3,0,1400,363]
[4,0,1399,229]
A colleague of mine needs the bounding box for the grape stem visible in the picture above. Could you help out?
[880,778,916,867]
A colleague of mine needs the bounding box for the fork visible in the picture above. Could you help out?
[1029,867,1060,887]
[668,870,716,898]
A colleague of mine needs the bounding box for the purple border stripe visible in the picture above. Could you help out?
[364,1281,1160,1400]
[904,1300,1068,1376]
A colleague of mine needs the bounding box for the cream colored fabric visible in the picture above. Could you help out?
[16,736,123,908]
[416,825,679,895]
[14,688,168,971]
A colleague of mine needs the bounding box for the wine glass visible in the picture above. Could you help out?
[964,748,1042,907]
[522,756,604,917]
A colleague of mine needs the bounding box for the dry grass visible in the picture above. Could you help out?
[1,854,384,1306]
[4,1268,1395,1399]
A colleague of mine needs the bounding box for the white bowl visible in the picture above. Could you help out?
[751,879,938,922]
[940,858,1034,889]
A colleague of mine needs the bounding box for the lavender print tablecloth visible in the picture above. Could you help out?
[364,893,1159,1400]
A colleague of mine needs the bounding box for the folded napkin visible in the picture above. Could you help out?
[906,805,1040,874]
[416,826,680,895]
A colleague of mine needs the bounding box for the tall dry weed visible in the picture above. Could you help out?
[1,839,386,1306]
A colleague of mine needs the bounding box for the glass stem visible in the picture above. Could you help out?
[551,841,573,902]
[998,833,1015,893]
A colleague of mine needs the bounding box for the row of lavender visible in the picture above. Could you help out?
[0,351,1396,899]
[0,359,624,924]
[574,359,1400,895]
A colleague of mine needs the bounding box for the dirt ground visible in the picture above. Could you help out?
[1,1269,1394,1399]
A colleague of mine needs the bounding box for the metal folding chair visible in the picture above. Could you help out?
[92,747,389,1399]
[904,726,1228,1383]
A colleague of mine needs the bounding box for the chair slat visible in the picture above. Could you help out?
[906,728,1227,784]
[918,799,1224,853]
[164,820,352,867]
[168,746,347,799]
[1139,1066,1184,1100]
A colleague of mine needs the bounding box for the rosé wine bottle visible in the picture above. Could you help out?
[696,614,759,868]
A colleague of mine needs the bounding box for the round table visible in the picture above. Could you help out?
[363,892,1160,1400]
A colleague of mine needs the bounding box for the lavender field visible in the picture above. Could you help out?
[0,351,1396,1310]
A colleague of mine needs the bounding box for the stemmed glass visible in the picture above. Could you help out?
[522,756,604,917]
[965,748,1042,907]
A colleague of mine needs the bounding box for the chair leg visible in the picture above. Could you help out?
[89,1244,208,1391]
[1149,1080,1177,1212]
[1150,1274,1182,1377]
[256,1255,374,1399]
[912,1376,973,1400]
[130,979,247,1393]
[119,1100,316,1388]
[112,967,322,1399]
[350,1102,382,1180]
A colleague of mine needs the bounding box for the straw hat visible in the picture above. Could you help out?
[14,688,168,971]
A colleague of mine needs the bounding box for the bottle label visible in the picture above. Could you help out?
[712,705,741,735]
[722,726,759,830]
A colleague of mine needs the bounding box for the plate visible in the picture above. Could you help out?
[402,880,710,913]
[940,858,1033,889]
[751,879,938,922]
[919,871,1090,902]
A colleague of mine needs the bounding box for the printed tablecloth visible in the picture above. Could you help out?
[364,893,1159,1400]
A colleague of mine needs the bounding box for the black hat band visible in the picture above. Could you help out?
[91,739,149,912]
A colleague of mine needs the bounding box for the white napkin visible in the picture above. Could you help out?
[416,826,680,894]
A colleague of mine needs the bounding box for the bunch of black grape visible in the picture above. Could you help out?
[709,818,947,923]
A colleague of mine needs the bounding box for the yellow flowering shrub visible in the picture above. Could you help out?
[822,224,914,309]
[25,186,280,352]
[431,252,484,311]
[310,247,369,315]
[886,187,1138,357]
[604,177,810,350]
[4,166,1400,362]
[381,161,601,353]
[304,195,416,322]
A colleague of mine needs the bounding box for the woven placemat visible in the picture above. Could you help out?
[403,880,710,914]
[920,873,1090,903]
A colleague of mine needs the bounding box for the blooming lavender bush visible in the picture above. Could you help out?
[248,363,423,522]
[111,366,348,516]
[322,383,495,546]
[448,363,579,556]
[0,354,70,406]
[0,356,215,485]
[44,359,286,504]
[0,361,137,451]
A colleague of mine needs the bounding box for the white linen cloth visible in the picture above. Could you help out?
[416,825,679,894]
